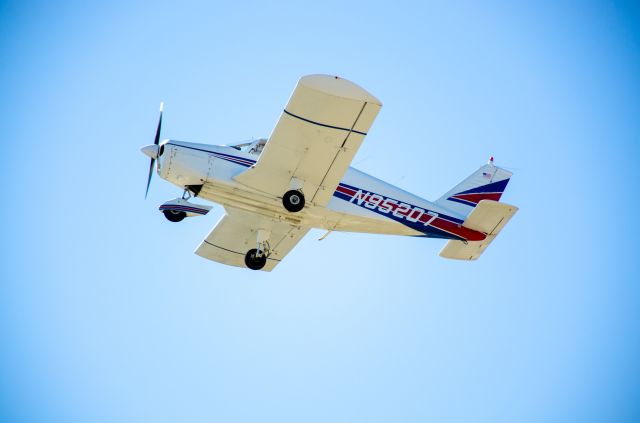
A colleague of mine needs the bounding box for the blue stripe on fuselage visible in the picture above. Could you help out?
[332,183,464,240]
[456,178,509,195]
[167,143,256,167]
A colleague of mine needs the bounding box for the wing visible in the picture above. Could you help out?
[194,207,310,271]
[234,74,382,206]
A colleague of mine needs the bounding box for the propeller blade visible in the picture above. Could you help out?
[145,158,156,199]
[154,102,164,145]
[145,102,163,198]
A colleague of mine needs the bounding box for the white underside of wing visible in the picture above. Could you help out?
[194,207,310,272]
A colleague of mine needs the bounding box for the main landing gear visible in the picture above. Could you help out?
[245,249,267,270]
[244,229,271,270]
[282,190,305,212]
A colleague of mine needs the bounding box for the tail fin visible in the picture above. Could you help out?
[436,160,513,218]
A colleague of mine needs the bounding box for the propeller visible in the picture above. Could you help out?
[142,102,163,198]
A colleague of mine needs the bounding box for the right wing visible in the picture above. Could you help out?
[234,75,382,207]
[194,207,310,271]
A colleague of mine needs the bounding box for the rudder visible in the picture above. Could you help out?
[436,160,512,218]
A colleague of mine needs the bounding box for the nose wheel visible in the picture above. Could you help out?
[283,190,305,212]
[163,209,186,222]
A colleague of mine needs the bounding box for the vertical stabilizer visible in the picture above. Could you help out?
[436,161,512,218]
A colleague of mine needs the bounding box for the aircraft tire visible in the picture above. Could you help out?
[245,249,267,270]
[163,209,186,222]
[283,190,305,213]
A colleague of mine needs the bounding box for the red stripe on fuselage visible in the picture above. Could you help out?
[336,185,356,196]
[429,217,486,241]
[335,184,486,241]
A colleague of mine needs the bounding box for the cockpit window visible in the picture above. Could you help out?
[248,139,266,155]
[228,138,268,155]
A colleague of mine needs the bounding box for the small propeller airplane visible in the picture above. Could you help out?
[141,75,518,271]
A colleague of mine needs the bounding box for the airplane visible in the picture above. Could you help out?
[140,75,518,271]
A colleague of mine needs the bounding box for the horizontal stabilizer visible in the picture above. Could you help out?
[440,200,518,260]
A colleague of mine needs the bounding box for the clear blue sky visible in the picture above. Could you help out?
[1,1,639,422]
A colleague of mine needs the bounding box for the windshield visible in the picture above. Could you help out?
[229,138,267,154]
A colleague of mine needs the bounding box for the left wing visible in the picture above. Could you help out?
[194,207,309,271]
[234,74,382,206]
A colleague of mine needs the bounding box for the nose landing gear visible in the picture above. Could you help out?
[163,209,186,222]
[158,188,212,222]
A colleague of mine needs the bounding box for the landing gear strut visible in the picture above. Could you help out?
[283,190,305,212]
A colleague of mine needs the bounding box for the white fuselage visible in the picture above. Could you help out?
[157,140,469,239]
